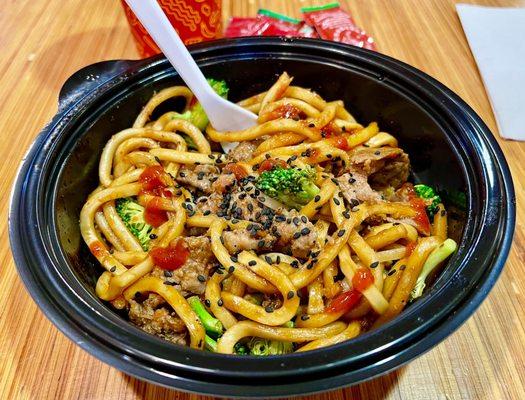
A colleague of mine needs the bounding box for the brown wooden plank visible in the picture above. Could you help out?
[1,0,524,399]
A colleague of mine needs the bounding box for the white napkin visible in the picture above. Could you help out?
[456,4,525,141]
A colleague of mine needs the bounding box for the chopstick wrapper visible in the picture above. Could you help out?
[457,4,525,141]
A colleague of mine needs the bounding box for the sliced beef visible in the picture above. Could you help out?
[337,171,382,205]
[195,192,222,215]
[348,146,410,189]
[211,172,237,193]
[222,228,276,254]
[176,165,220,193]
[128,293,187,346]
[227,141,258,162]
[271,210,317,258]
[151,236,214,295]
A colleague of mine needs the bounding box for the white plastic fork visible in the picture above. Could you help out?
[124,0,257,153]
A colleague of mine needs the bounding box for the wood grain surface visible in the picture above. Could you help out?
[1,0,524,399]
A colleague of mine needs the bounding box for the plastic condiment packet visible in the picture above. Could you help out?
[225,9,318,39]
[301,2,376,50]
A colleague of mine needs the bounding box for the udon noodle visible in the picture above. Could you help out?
[80,73,456,354]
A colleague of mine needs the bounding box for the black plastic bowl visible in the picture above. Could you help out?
[9,38,515,397]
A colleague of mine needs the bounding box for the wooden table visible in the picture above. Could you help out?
[1,0,524,398]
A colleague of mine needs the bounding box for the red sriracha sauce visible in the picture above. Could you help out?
[352,267,375,292]
[89,241,106,258]
[325,289,362,313]
[269,104,304,121]
[150,239,189,270]
[144,197,168,227]
[405,241,417,257]
[329,136,350,151]
[258,158,287,172]
[223,163,248,180]
[139,166,169,192]
[403,184,431,235]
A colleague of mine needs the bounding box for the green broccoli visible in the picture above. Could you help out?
[440,189,467,210]
[248,337,294,356]
[410,238,457,300]
[414,184,442,218]
[205,335,218,352]
[187,296,223,335]
[234,342,249,355]
[171,78,229,131]
[256,165,320,209]
[115,197,152,251]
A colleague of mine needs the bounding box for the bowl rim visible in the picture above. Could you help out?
[9,37,515,397]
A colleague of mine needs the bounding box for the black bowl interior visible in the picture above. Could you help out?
[12,38,514,397]
[56,58,467,292]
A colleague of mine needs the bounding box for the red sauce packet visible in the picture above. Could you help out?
[301,2,376,50]
[225,9,318,39]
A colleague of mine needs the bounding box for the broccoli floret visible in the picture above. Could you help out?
[205,335,218,352]
[248,337,294,356]
[115,197,152,251]
[187,296,223,335]
[256,165,320,209]
[234,342,249,355]
[414,184,442,218]
[440,189,467,210]
[410,238,457,300]
[172,78,229,131]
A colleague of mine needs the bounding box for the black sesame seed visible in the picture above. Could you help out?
[265,256,272,264]
[293,232,301,239]
[333,197,341,206]
[228,266,235,273]
[301,216,308,223]
[186,203,194,211]
[291,260,299,268]
[374,150,381,156]
[363,143,370,147]
[287,291,295,299]
[179,172,186,177]
[388,269,397,276]
[370,261,379,269]
[337,229,346,237]
[247,203,254,212]
[258,196,266,203]
[308,123,315,128]
[293,217,300,226]
[258,240,265,247]
[110,266,116,273]
[301,227,311,235]
[265,153,271,159]
[275,215,286,222]
[230,256,238,262]
[197,274,206,282]
[400,265,407,271]
[301,315,310,321]
[208,154,215,159]
[314,195,321,202]
[204,299,211,307]
[265,306,274,313]
[149,233,158,239]
[203,210,211,216]
[164,270,173,277]
[217,299,223,306]
[276,256,281,264]
[343,210,350,219]
[441,209,446,217]
[248,260,257,266]
[348,178,356,184]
